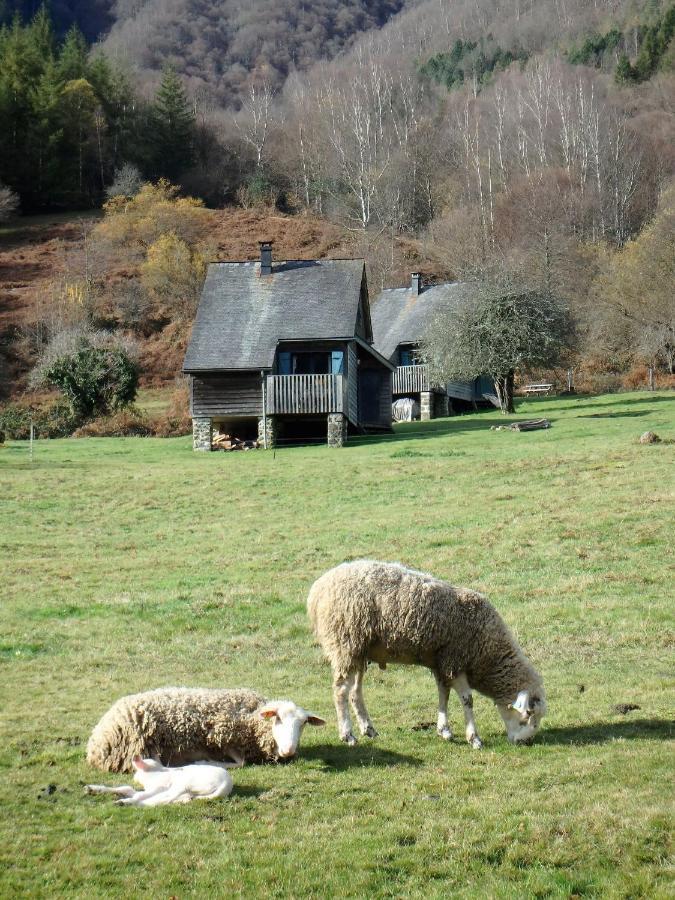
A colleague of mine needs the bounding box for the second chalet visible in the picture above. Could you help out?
[183,242,393,449]
[371,274,498,419]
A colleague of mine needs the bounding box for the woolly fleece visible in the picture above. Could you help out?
[307,560,543,701]
[86,687,279,773]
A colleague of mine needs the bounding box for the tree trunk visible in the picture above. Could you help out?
[494,370,515,414]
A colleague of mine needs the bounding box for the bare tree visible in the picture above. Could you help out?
[421,271,575,413]
[234,80,275,170]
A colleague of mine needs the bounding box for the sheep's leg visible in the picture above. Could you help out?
[118,784,190,807]
[115,785,168,806]
[85,784,136,797]
[350,667,378,738]
[434,672,453,740]
[452,673,483,749]
[333,670,358,746]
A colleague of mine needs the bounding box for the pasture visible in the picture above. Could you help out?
[0,391,673,898]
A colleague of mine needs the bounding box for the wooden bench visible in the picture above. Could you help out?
[522,383,554,396]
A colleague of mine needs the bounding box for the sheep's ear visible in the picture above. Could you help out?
[306,714,326,727]
[132,756,149,771]
[259,706,278,720]
[513,691,529,715]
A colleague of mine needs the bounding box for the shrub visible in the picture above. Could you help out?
[72,407,153,437]
[0,397,81,439]
[152,383,192,437]
[105,164,143,200]
[0,183,19,222]
[31,327,139,419]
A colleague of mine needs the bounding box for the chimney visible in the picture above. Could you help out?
[411,272,422,295]
[260,241,273,276]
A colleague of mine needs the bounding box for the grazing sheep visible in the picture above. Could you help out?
[86,754,244,807]
[307,560,546,748]
[87,687,325,773]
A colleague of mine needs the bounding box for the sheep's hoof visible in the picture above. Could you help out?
[468,735,483,750]
[437,727,453,741]
[341,732,358,746]
[115,798,132,806]
[363,725,378,738]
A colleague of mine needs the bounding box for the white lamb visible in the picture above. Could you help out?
[86,754,243,807]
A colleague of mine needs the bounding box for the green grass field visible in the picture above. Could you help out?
[1,392,673,898]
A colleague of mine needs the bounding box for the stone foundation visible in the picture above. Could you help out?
[420,391,433,421]
[257,415,277,449]
[192,417,212,451]
[327,413,348,447]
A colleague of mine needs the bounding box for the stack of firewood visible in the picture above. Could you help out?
[212,433,260,451]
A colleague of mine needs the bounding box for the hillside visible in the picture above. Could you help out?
[0,1,113,39]
[100,0,411,105]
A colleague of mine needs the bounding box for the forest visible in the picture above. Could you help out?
[0,0,673,423]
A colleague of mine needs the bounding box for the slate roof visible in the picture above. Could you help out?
[370,281,471,361]
[184,258,367,371]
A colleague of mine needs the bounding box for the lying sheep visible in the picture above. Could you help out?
[86,754,243,807]
[87,687,325,772]
[307,560,546,748]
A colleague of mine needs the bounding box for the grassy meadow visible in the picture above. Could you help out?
[0,391,673,898]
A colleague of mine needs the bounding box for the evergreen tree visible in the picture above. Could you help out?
[56,23,88,81]
[615,52,636,84]
[150,66,195,181]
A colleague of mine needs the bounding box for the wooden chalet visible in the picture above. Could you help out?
[183,243,393,449]
[371,274,498,420]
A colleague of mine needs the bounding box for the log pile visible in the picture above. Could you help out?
[491,418,551,432]
[212,433,260,451]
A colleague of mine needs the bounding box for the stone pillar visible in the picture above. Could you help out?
[258,415,277,449]
[420,391,433,421]
[327,413,347,448]
[192,417,212,451]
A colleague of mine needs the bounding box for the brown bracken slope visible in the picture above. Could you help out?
[0,207,447,400]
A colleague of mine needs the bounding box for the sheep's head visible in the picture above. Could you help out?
[496,690,547,744]
[259,701,326,759]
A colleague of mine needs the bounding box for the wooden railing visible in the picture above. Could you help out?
[266,374,347,415]
[392,364,430,395]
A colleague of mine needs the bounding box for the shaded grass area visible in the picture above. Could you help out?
[0,391,673,897]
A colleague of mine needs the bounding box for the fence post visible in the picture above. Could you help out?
[648,366,655,391]
[29,420,34,462]
[261,371,268,449]
[567,368,574,392]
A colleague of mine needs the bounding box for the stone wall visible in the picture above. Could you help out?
[257,415,277,449]
[327,413,347,447]
[420,391,432,421]
[192,417,212,451]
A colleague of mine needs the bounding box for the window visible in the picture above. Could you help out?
[399,348,418,366]
[276,350,344,375]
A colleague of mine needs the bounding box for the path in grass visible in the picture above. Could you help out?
[0,392,673,897]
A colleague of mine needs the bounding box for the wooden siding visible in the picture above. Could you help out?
[266,374,347,415]
[446,380,476,402]
[358,369,391,427]
[191,373,262,417]
[347,344,358,425]
[393,364,430,394]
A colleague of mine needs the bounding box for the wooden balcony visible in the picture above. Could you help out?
[392,364,430,395]
[266,373,347,415]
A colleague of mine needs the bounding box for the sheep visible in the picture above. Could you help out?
[86,687,326,773]
[307,560,546,748]
[86,754,244,807]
